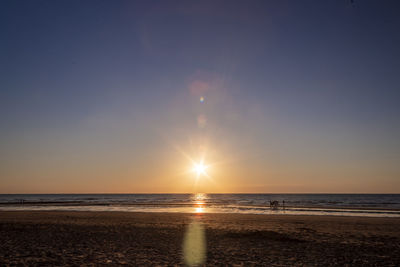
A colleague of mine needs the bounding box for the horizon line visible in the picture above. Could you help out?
[1,192,399,195]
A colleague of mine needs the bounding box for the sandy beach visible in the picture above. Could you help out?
[1,211,399,266]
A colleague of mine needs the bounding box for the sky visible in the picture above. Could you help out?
[1,0,400,193]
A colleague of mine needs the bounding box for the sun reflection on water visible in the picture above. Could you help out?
[193,192,207,201]
[195,206,204,213]
[192,193,207,214]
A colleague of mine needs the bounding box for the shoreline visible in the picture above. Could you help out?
[1,201,400,210]
[1,203,400,218]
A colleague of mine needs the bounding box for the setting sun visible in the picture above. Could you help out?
[193,162,208,177]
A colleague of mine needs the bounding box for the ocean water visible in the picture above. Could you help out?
[1,194,400,217]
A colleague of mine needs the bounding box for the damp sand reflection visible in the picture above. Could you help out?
[182,194,207,266]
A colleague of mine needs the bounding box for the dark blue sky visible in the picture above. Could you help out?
[1,1,400,193]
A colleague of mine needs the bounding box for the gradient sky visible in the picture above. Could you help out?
[1,0,400,193]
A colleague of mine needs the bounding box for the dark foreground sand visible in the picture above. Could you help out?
[1,211,400,266]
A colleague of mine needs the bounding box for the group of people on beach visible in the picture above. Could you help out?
[270,200,285,209]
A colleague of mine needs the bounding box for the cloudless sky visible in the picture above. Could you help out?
[1,0,400,193]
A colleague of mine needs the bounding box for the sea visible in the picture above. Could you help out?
[1,194,400,217]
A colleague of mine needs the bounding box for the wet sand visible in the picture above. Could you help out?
[1,211,399,266]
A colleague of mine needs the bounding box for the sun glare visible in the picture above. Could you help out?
[193,162,208,177]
